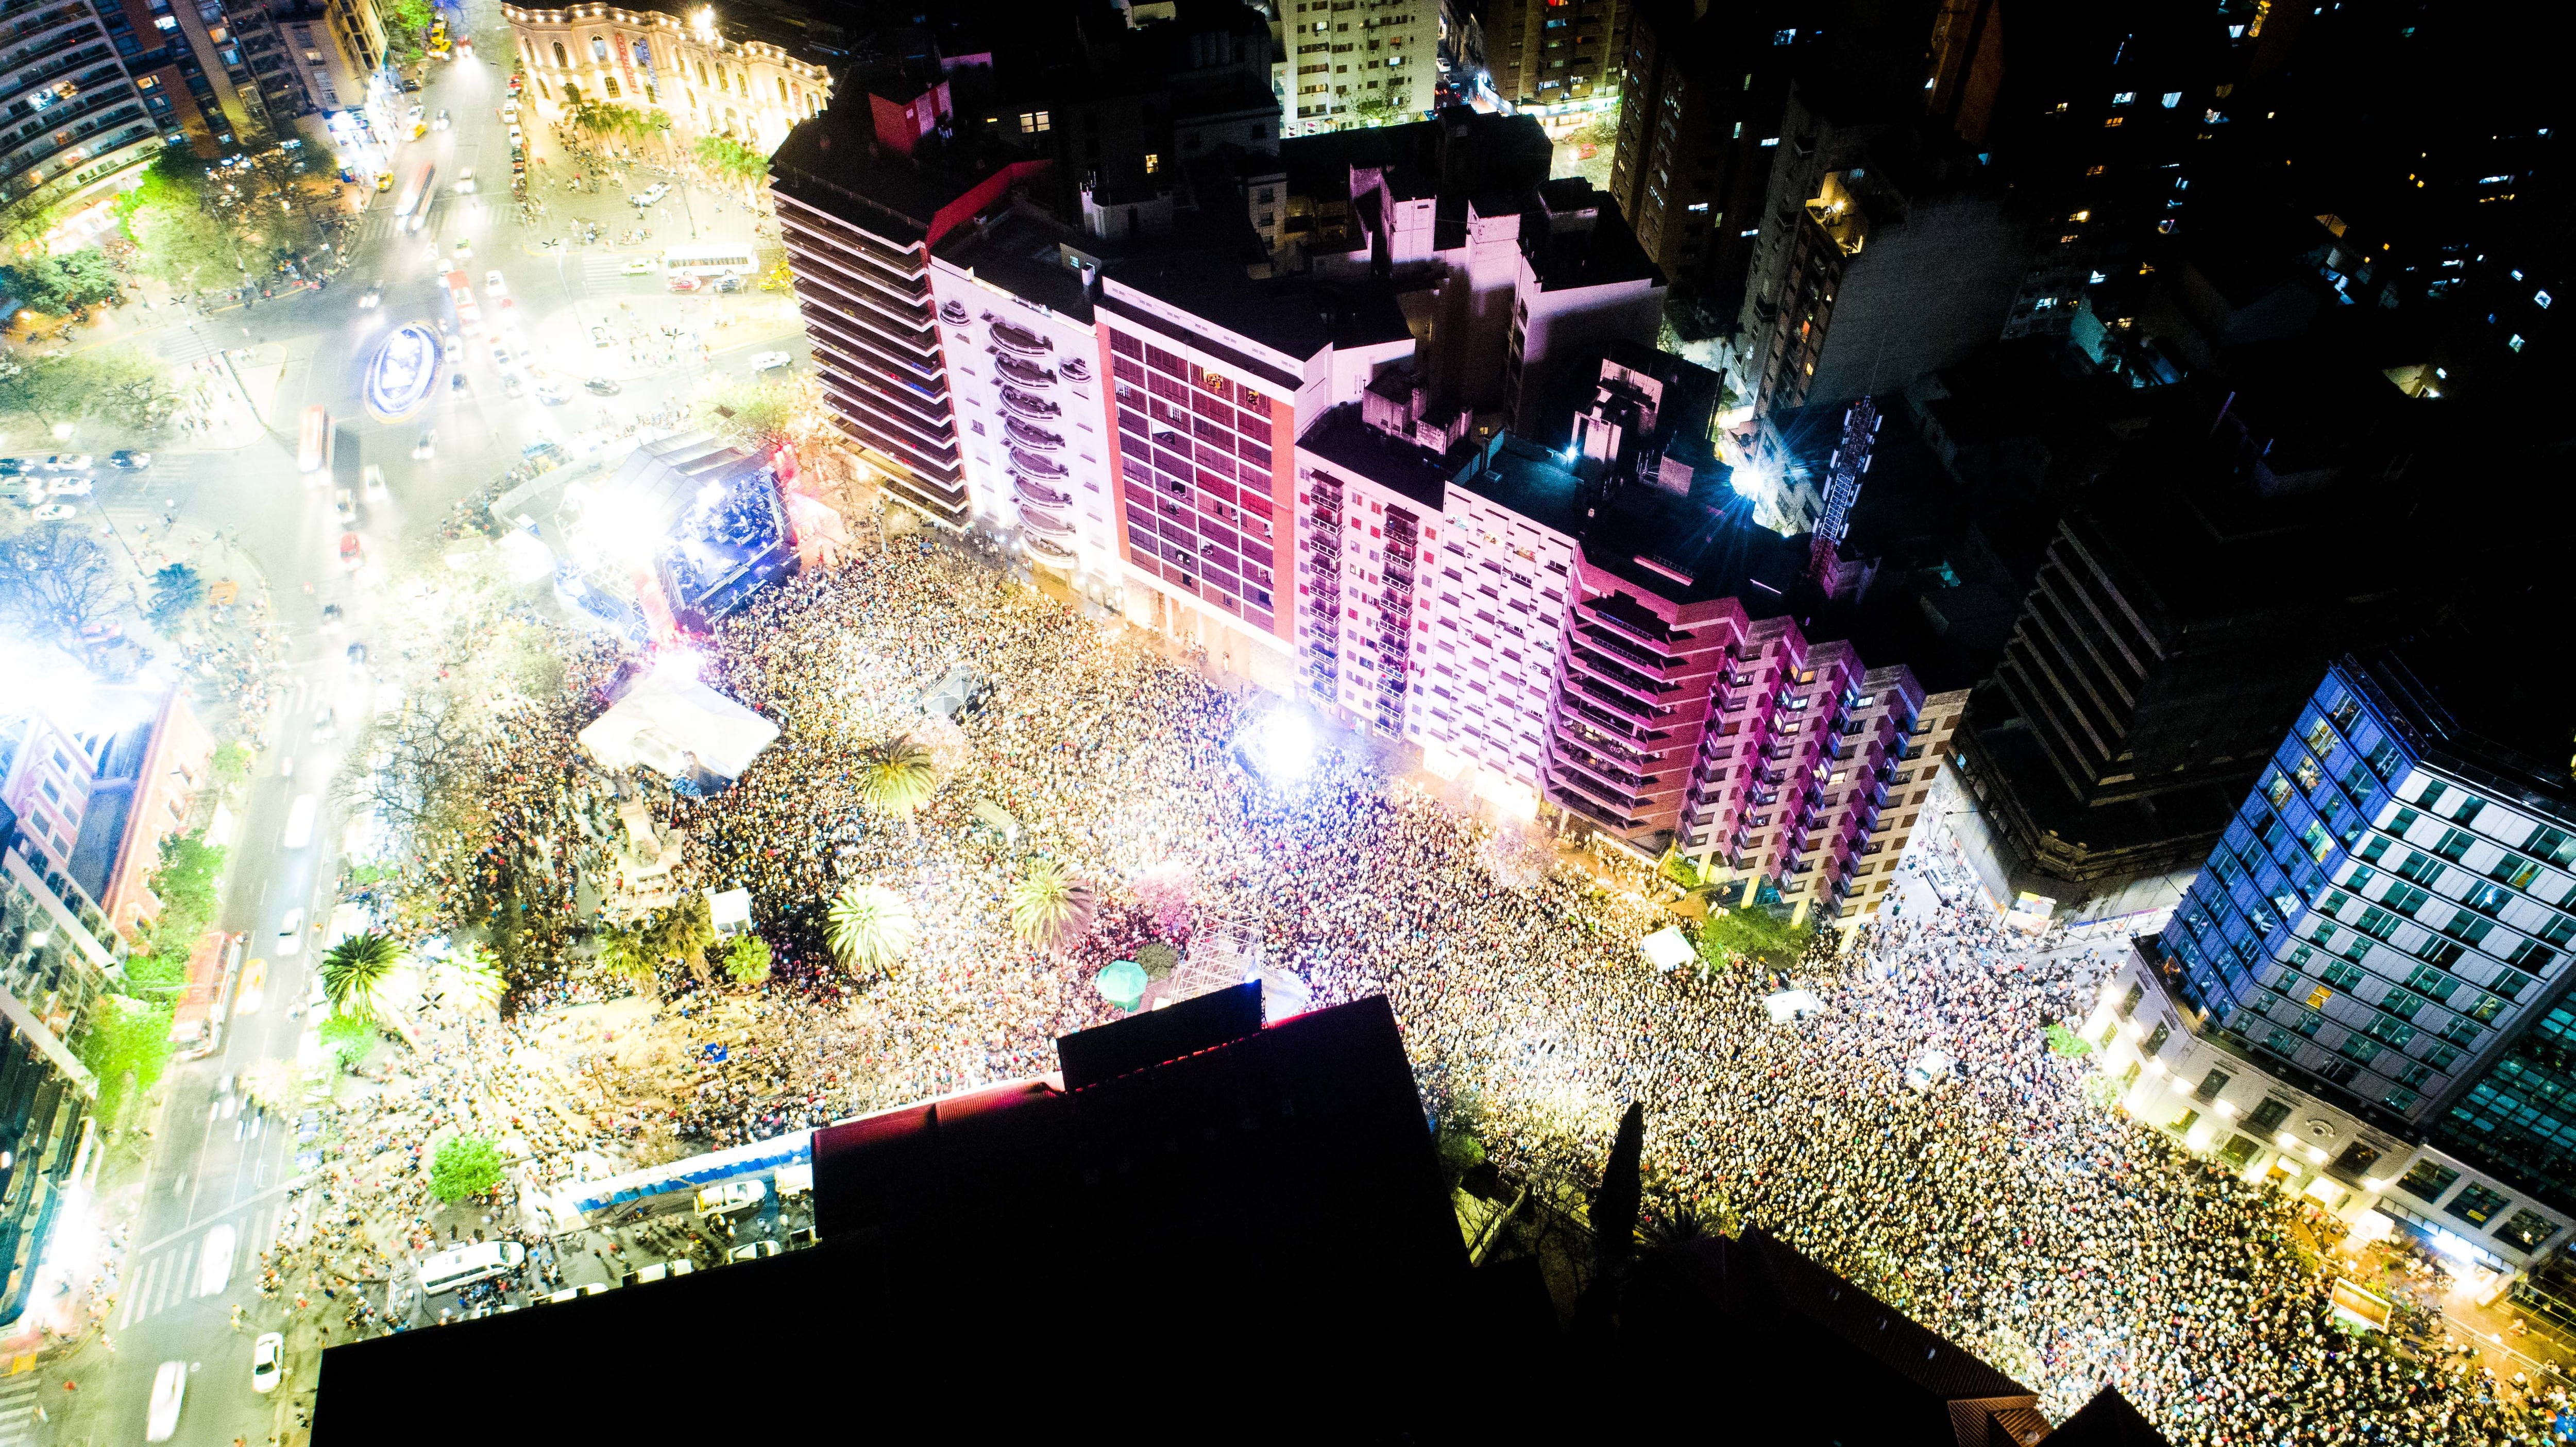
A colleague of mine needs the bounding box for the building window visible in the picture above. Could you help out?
[2446,1182,2512,1230]
[553,41,568,67]
[2396,1157,2461,1201]
[1019,110,1049,133]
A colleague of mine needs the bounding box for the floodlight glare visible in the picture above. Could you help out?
[1241,710,1316,785]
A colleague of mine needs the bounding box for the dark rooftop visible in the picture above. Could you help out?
[933,204,1095,320]
[1520,185,1666,294]
[312,993,1473,1441]
[770,105,1042,250]
[1104,250,1408,364]
[1300,402,1464,513]
[1458,436,1803,607]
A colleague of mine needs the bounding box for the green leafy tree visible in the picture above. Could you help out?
[1134,941,1179,981]
[642,894,718,977]
[382,0,433,36]
[317,1010,378,1069]
[1009,857,1094,954]
[723,932,771,986]
[693,377,801,451]
[1,247,120,314]
[429,1132,504,1202]
[2044,1023,2095,1058]
[115,153,241,291]
[319,930,406,1020]
[146,563,205,630]
[1349,96,1406,128]
[853,738,939,822]
[76,995,175,1123]
[123,832,227,993]
[1690,905,1812,973]
[209,740,255,790]
[595,918,658,989]
[827,881,916,974]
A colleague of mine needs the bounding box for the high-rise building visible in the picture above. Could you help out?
[1289,348,1964,925]
[1098,250,1412,689]
[1728,77,2027,419]
[1480,0,1623,130]
[928,204,1127,590]
[0,0,213,246]
[1956,360,2436,891]
[1277,0,1437,137]
[1604,0,1803,317]
[2074,649,2576,1270]
[0,985,94,1327]
[771,93,1052,529]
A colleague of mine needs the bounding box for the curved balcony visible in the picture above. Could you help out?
[1004,416,1066,452]
[1028,532,1078,564]
[1009,447,1069,480]
[995,354,1057,388]
[998,385,1061,421]
[1060,356,1092,382]
[938,299,970,325]
[1019,503,1077,538]
[1014,474,1073,509]
[991,320,1050,356]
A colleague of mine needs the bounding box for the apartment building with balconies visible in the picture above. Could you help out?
[0,0,193,243]
[1098,249,1412,690]
[771,90,1052,530]
[927,205,1124,590]
[1279,0,1434,137]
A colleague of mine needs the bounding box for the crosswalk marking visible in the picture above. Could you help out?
[0,1374,43,1445]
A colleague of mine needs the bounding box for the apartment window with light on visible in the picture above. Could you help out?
[1019,110,1049,133]
[1144,154,1160,173]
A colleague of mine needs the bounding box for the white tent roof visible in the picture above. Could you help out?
[578,671,779,782]
[1638,925,1694,972]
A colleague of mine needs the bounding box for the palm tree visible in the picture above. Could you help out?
[432,944,505,1011]
[854,737,940,822]
[827,881,917,974]
[1009,857,1094,954]
[723,933,772,986]
[319,931,404,1020]
[596,920,657,990]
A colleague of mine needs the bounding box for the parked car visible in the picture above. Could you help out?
[338,532,363,570]
[666,274,702,293]
[0,457,23,475]
[485,267,506,297]
[251,1332,284,1393]
[109,449,151,468]
[31,502,77,520]
[42,453,91,470]
[631,182,670,208]
[584,377,620,395]
[535,378,571,404]
[622,258,656,276]
[715,275,743,293]
[47,476,92,496]
[726,1240,783,1262]
[750,351,791,372]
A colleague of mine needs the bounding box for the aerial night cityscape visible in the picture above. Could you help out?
[0,0,2562,1439]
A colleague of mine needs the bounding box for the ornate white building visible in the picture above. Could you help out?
[501,3,831,152]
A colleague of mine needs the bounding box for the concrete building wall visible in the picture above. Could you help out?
[1279,0,1435,137]
[504,4,830,153]
[928,265,1123,588]
[2091,946,2572,1273]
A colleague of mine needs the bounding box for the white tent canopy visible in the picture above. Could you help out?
[579,670,779,783]
[1638,926,1695,972]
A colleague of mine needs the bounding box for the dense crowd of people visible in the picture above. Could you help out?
[344,540,2560,1443]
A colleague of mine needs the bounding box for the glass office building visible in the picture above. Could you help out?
[2161,653,2576,1207]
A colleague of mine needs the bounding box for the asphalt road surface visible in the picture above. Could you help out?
[45,1,803,1439]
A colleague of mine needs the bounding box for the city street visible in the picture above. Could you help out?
[22,2,803,1441]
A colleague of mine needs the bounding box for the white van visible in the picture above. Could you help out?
[693,1179,766,1217]
[418,1240,526,1296]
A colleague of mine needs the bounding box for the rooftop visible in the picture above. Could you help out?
[770,106,1042,250]
[1520,185,1666,294]
[1300,402,1466,512]
[1103,250,1409,365]
[933,205,1096,320]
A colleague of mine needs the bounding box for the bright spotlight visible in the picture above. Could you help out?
[1238,710,1316,785]
[653,646,705,685]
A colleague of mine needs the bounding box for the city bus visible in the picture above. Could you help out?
[660,245,758,280]
[297,404,331,474]
[392,162,436,233]
[446,269,481,336]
